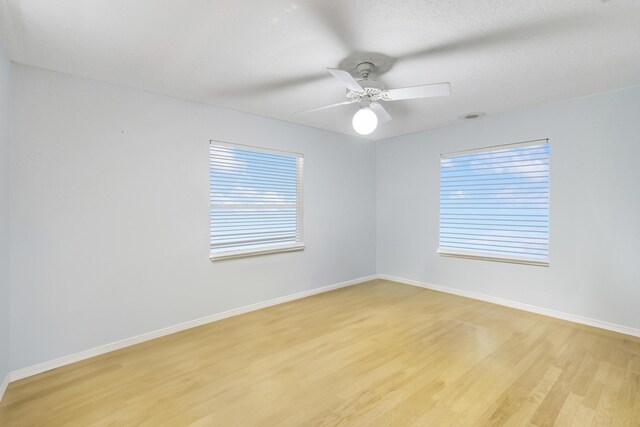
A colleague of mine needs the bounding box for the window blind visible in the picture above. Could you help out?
[209,142,303,260]
[438,139,549,266]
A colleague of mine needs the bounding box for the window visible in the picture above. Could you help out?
[209,141,304,260]
[438,139,549,266]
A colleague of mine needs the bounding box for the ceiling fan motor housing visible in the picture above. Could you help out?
[347,83,385,102]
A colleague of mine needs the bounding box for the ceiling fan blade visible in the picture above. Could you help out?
[212,71,328,96]
[326,68,363,93]
[370,102,392,123]
[383,82,451,101]
[397,14,596,64]
[306,2,354,53]
[294,100,356,115]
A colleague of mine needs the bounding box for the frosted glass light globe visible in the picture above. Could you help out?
[352,108,378,135]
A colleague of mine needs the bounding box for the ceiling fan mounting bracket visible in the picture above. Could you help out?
[338,52,394,78]
[356,62,375,79]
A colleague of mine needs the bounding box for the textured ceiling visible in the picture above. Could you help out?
[1,0,639,140]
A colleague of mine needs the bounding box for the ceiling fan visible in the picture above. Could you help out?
[297,61,451,135]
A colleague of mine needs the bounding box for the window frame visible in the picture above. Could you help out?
[209,140,304,261]
[437,139,550,267]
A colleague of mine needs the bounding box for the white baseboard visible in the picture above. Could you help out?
[377,274,640,338]
[0,372,8,403]
[10,273,637,386]
[9,275,377,382]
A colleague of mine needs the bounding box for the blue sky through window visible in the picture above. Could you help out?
[439,142,550,262]
[209,144,301,254]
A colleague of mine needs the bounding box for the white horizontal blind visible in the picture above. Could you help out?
[209,142,303,258]
[439,140,549,265]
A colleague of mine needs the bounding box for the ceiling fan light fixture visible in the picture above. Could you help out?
[352,107,378,135]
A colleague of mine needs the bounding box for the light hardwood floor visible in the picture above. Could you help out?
[1,279,639,426]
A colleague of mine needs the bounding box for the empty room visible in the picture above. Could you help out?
[0,1,639,425]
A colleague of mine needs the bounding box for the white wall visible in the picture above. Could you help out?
[377,86,640,330]
[0,42,10,386]
[8,61,640,374]
[9,64,376,371]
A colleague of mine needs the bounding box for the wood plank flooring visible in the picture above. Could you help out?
[1,279,639,426]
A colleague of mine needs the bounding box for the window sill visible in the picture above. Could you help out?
[210,242,305,261]
[437,249,549,267]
